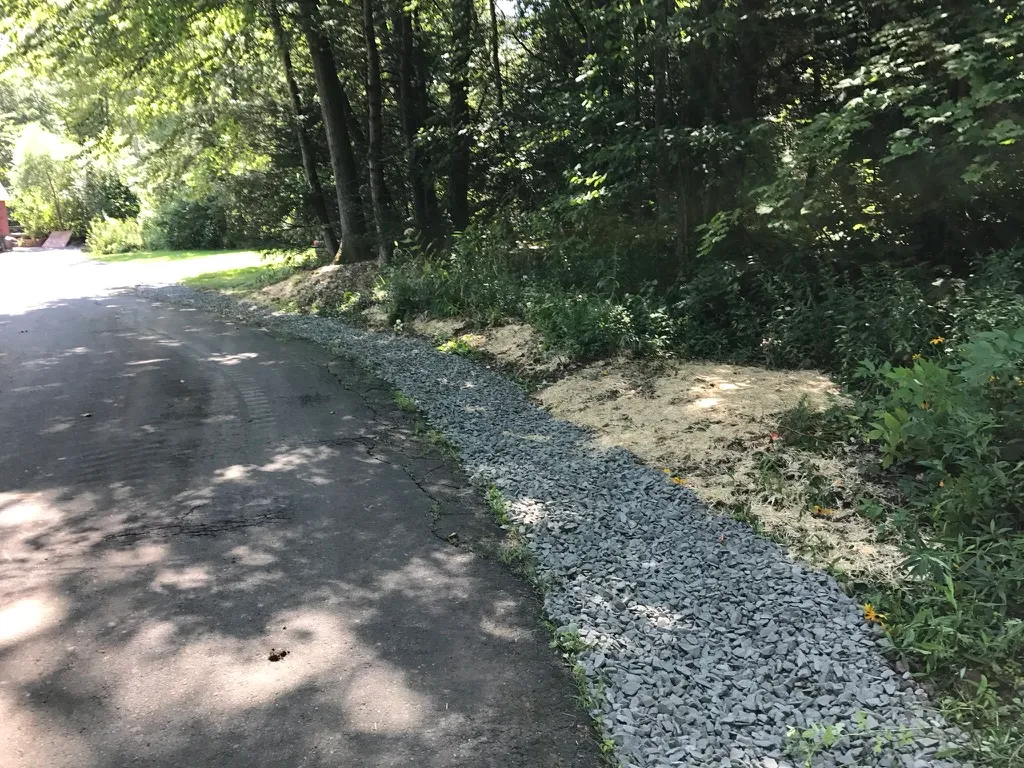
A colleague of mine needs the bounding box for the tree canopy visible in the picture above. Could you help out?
[2,0,1019,268]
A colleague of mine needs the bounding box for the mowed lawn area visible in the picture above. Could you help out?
[88,248,259,264]
[86,248,298,288]
[181,262,299,294]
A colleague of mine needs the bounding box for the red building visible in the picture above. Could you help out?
[0,182,9,244]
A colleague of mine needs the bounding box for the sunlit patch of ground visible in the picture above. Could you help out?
[535,358,903,583]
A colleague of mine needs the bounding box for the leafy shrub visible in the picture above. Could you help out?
[825,266,945,377]
[10,124,84,237]
[671,261,768,362]
[861,329,1024,681]
[384,232,528,325]
[943,253,1024,338]
[436,335,480,358]
[86,217,144,254]
[148,196,229,250]
[525,293,625,361]
[525,286,683,361]
[9,125,140,238]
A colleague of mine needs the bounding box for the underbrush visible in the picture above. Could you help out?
[768,332,1024,766]
[86,216,144,254]
[381,221,1024,375]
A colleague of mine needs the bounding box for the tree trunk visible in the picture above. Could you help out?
[267,0,338,259]
[295,0,371,263]
[395,9,440,244]
[361,0,394,263]
[448,0,473,232]
[488,0,504,123]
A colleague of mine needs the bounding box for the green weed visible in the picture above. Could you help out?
[436,334,480,358]
[393,391,417,413]
[486,484,510,525]
[550,625,589,656]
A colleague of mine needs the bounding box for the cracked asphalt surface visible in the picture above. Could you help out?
[0,250,598,768]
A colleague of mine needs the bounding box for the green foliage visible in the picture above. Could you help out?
[148,197,229,251]
[525,293,627,362]
[180,261,296,293]
[549,625,589,656]
[486,484,509,526]
[785,721,848,768]
[776,398,860,455]
[393,391,417,413]
[784,715,920,768]
[385,226,529,325]
[850,330,1024,758]
[7,122,139,238]
[86,217,144,254]
[863,331,1024,535]
[436,334,480,358]
[9,125,83,237]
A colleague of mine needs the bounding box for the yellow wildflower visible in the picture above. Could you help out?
[663,468,672,475]
[863,603,886,624]
[929,337,945,345]
[911,353,922,361]
[670,476,687,486]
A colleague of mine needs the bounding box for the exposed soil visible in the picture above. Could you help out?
[259,261,381,309]
[534,358,903,583]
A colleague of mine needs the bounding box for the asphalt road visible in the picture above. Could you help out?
[0,250,597,768]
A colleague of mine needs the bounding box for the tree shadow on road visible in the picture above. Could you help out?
[0,293,599,768]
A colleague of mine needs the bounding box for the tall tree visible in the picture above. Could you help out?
[295,0,372,263]
[361,0,394,262]
[447,0,473,232]
[395,8,440,243]
[267,0,339,258]
[487,0,504,125]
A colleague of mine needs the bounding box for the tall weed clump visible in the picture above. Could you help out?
[857,328,1024,749]
[86,216,144,254]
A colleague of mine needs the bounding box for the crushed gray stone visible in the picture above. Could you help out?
[137,285,969,768]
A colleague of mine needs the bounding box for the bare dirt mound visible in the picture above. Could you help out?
[258,262,380,310]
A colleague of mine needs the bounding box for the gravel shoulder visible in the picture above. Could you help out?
[141,284,967,768]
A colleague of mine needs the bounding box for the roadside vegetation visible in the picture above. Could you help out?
[2,0,1022,761]
[181,254,306,293]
